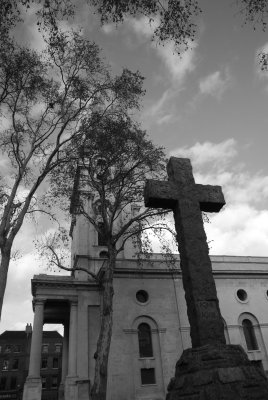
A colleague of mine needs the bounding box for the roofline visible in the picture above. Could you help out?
[72,253,268,263]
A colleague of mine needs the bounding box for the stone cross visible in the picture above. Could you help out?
[144,157,226,348]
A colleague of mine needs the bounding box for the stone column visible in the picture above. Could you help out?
[59,323,69,400]
[28,299,44,377]
[23,299,45,400]
[65,301,78,400]
[62,323,69,381]
[68,300,78,377]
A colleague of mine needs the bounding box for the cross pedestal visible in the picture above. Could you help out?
[145,157,268,400]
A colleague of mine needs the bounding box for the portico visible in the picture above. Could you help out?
[22,275,99,400]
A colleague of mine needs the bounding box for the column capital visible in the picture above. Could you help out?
[34,298,46,306]
[33,298,46,313]
[69,299,78,307]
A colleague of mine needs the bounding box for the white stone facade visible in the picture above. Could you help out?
[23,253,268,400]
[22,198,268,399]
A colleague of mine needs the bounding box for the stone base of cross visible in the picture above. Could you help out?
[167,342,268,399]
[144,157,268,400]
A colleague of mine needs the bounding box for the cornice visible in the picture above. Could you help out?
[72,254,268,276]
[31,276,98,296]
[114,267,179,278]
[113,267,268,279]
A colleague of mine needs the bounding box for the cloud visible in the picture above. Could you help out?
[169,139,268,256]
[199,68,231,99]
[1,243,69,334]
[206,205,268,256]
[142,40,197,123]
[125,16,197,85]
[103,15,198,126]
[0,210,69,333]
[102,23,117,35]
[12,5,46,51]
[102,16,158,43]
[157,114,174,125]
[124,16,198,127]
[171,139,268,206]
[144,89,171,117]
[143,88,183,125]
[155,41,197,84]
[170,138,237,169]
[0,154,10,172]
[127,16,159,39]
[1,255,37,333]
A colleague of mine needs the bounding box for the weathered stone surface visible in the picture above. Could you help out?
[145,157,226,347]
[166,344,268,400]
[217,367,244,383]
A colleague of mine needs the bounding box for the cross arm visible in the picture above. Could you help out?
[196,184,225,213]
[144,180,177,209]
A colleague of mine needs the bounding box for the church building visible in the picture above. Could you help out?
[22,210,268,399]
[22,157,268,400]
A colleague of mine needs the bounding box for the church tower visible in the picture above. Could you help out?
[69,156,137,280]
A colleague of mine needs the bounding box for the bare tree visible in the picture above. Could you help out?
[0,28,144,320]
[39,114,175,400]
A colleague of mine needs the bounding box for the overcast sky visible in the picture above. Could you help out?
[2,0,268,333]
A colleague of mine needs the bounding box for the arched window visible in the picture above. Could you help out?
[99,251,109,258]
[242,319,259,350]
[138,323,153,358]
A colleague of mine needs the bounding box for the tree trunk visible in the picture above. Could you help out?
[91,250,116,400]
[0,246,11,320]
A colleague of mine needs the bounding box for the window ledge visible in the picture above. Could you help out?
[141,384,157,387]
[247,350,261,353]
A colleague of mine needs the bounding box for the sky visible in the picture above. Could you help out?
[2,0,268,333]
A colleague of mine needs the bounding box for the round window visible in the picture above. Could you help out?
[136,290,149,304]
[236,289,248,302]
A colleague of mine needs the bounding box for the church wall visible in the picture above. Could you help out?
[87,258,268,398]
[215,275,268,371]
[143,259,268,376]
[106,274,183,399]
[30,256,268,399]
[171,276,191,350]
[216,276,268,325]
[75,289,101,382]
